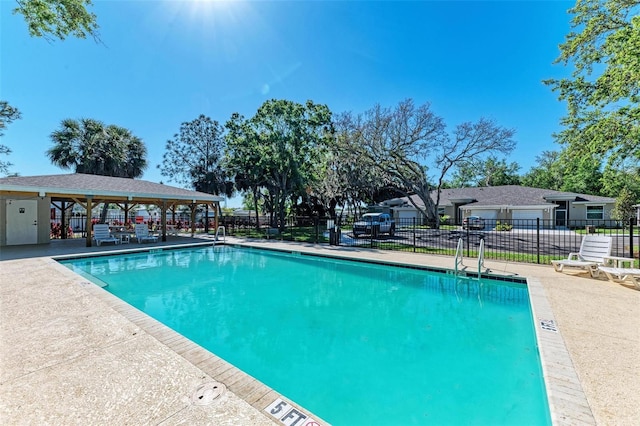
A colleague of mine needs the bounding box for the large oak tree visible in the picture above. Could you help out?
[13,0,99,40]
[545,0,639,167]
[341,99,516,227]
[225,99,333,230]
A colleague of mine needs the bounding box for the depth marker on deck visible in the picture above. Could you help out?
[265,398,320,426]
[539,319,558,332]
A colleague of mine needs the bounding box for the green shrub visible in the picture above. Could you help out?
[495,221,513,232]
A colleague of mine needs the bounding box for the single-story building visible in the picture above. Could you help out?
[381,185,617,228]
[0,173,224,247]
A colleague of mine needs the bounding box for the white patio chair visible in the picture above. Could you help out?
[134,224,158,243]
[551,235,612,277]
[597,266,640,290]
[93,224,120,246]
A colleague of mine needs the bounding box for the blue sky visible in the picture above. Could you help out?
[1,0,573,207]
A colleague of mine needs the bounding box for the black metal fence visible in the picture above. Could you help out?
[223,216,638,266]
[49,211,638,266]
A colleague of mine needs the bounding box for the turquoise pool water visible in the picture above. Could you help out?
[61,246,551,425]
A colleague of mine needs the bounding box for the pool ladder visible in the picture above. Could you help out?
[213,226,226,245]
[454,238,489,279]
[454,238,465,275]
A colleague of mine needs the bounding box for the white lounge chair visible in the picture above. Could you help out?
[551,235,612,277]
[598,266,640,290]
[135,224,158,243]
[93,224,121,246]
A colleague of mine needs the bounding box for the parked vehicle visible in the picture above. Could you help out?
[353,213,396,237]
[462,215,485,230]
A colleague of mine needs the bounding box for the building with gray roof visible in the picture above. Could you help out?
[382,185,617,228]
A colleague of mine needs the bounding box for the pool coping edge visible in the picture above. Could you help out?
[526,276,596,425]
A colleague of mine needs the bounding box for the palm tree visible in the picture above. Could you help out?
[47,118,148,221]
[48,119,147,178]
[105,125,147,178]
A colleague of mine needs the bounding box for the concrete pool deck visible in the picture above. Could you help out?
[1,236,638,425]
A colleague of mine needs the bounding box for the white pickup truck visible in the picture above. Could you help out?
[352,213,396,238]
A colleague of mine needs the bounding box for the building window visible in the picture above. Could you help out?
[586,205,604,220]
[554,200,567,209]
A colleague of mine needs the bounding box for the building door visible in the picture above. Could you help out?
[554,201,568,227]
[555,210,567,227]
[6,199,38,245]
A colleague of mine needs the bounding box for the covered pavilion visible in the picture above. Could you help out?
[0,173,224,247]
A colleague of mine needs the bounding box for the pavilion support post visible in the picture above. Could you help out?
[61,201,67,239]
[190,203,197,237]
[204,204,209,234]
[212,202,219,232]
[85,196,93,247]
[161,200,167,242]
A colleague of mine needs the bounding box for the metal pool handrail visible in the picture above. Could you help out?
[454,238,465,275]
[214,226,226,244]
[455,238,489,279]
[478,239,486,279]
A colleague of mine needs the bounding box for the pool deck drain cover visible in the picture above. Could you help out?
[191,381,226,405]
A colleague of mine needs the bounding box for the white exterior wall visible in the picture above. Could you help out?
[0,195,52,247]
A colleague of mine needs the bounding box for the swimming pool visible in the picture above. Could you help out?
[61,246,551,425]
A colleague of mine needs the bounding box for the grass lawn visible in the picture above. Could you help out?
[573,227,639,235]
[213,225,639,267]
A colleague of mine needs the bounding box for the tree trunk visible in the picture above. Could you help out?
[100,203,109,223]
[329,198,337,220]
[277,190,286,232]
[252,186,261,231]
[204,204,209,233]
